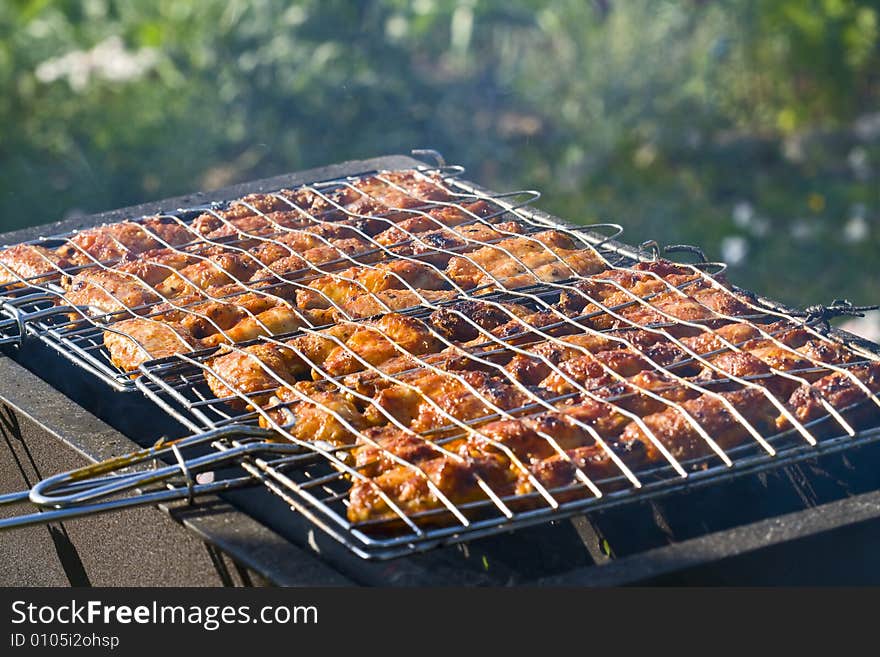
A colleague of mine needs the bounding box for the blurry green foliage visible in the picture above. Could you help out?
[0,0,878,305]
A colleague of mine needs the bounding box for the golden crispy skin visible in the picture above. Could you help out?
[429,300,533,343]
[63,269,161,316]
[373,200,498,246]
[201,304,305,346]
[393,221,527,267]
[678,321,766,355]
[299,237,376,266]
[329,288,459,320]
[204,323,358,403]
[259,384,373,444]
[297,260,450,310]
[786,362,880,431]
[559,266,700,312]
[321,313,442,378]
[343,334,876,519]
[349,368,702,482]
[446,230,607,290]
[57,218,195,264]
[154,252,263,297]
[191,196,298,235]
[206,313,442,410]
[538,348,658,394]
[360,369,536,433]
[352,171,454,209]
[248,255,308,283]
[151,286,285,335]
[117,250,200,284]
[0,244,71,287]
[104,319,201,371]
[205,342,307,404]
[347,451,519,524]
[619,388,780,462]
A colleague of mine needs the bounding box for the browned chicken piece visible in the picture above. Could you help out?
[154,252,263,297]
[304,216,393,240]
[190,197,303,235]
[349,367,706,483]
[353,427,449,477]
[60,248,230,317]
[786,362,880,431]
[63,269,161,316]
[678,321,766,355]
[299,237,377,266]
[296,260,451,313]
[392,221,527,267]
[505,331,673,387]
[353,402,606,480]
[373,200,498,246]
[104,318,202,372]
[308,349,699,469]
[204,322,360,404]
[576,286,716,331]
[368,369,537,434]
[797,338,859,366]
[558,264,701,312]
[0,244,71,287]
[57,218,195,265]
[150,285,289,335]
[347,326,859,483]
[692,351,802,398]
[329,289,459,321]
[259,383,374,444]
[619,387,780,463]
[123,249,201,280]
[429,300,533,343]
[200,304,305,347]
[485,264,707,341]
[528,445,626,498]
[348,412,631,524]
[208,314,438,408]
[445,230,607,290]
[204,342,308,404]
[353,171,454,210]
[248,256,308,283]
[538,347,679,394]
[345,353,880,525]
[347,451,519,524]
[321,313,443,378]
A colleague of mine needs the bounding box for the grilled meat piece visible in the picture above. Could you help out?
[63,269,161,316]
[153,252,263,298]
[786,362,880,430]
[323,289,459,321]
[296,260,450,313]
[446,230,606,290]
[104,318,202,371]
[204,313,440,405]
[373,200,498,246]
[0,244,71,287]
[57,218,195,265]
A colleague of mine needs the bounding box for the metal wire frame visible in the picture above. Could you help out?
[2,158,879,558]
[130,246,880,558]
[0,164,626,391]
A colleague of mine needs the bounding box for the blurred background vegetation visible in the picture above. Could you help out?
[1,0,878,331]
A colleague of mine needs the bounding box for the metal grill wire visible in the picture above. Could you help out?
[0,164,627,389]
[132,170,880,553]
[2,162,879,557]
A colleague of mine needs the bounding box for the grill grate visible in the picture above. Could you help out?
[0,165,625,390]
[1,155,879,559]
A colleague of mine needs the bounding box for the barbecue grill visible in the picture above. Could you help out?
[1,152,880,585]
